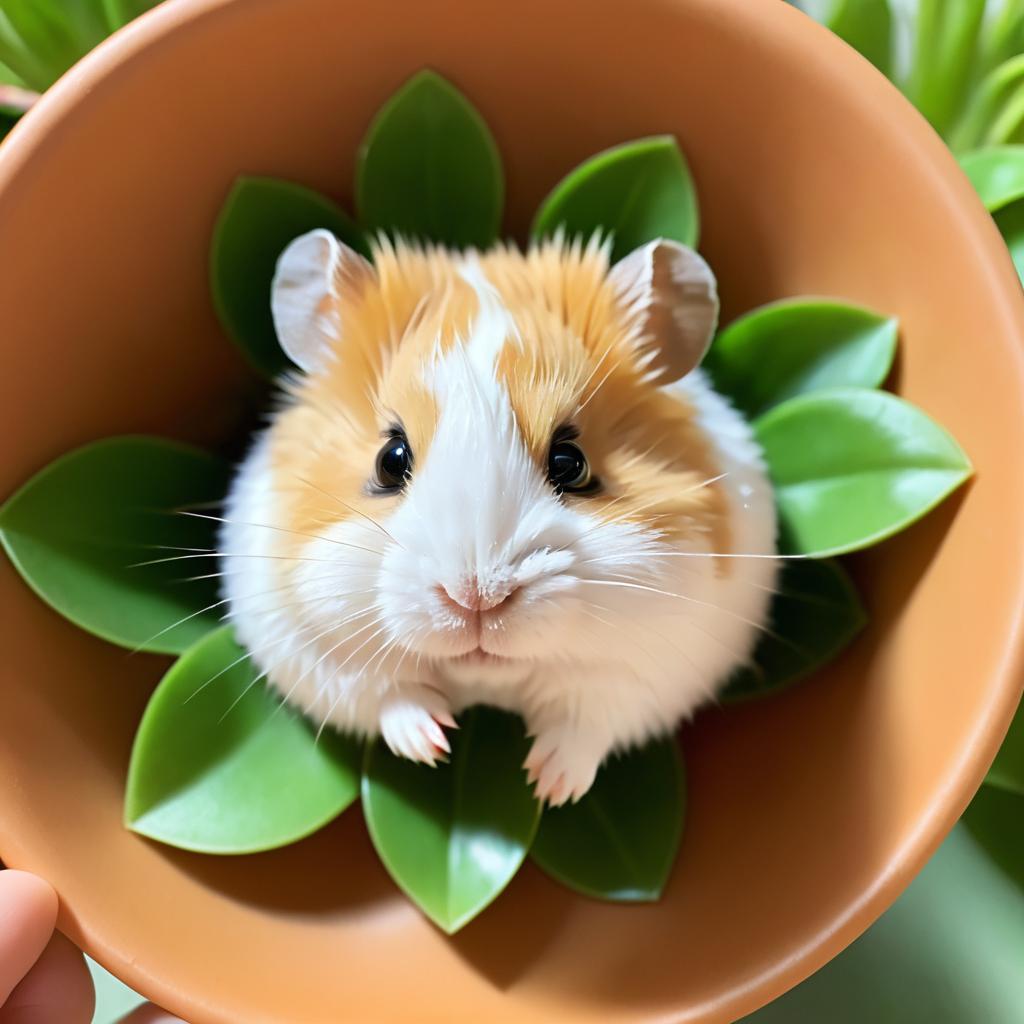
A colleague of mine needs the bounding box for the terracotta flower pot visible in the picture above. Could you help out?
[1,1,1022,1021]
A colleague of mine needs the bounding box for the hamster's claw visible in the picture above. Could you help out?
[525,729,602,807]
[380,691,454,767]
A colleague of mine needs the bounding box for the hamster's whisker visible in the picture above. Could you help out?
[313,623,401,744]
[130,573,360,653]
[576,606,668,676]
[175,510,388,558]
[574,356,624,415]
[579,596,708,676]
[128,551,347,569]
[217,592,362,625]
[572,341,617,410]
[129,595,232,654]
[217,612,374,724]
[681,470,730,494]
[268,607,383,721]
[172,562,376,584]
[294,474,404,550]
[182,615,341,705]
[362,626,411,676]
[651,551,805,561]
[569,496,677,546]
[576,578,778,638]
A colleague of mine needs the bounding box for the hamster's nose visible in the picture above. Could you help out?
[437,579,518,613]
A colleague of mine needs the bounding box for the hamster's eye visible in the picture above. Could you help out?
[374,434,413,492]
[548,437,596,494]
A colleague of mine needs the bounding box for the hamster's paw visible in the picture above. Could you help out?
[525,728,604,807]
[379,688,456,767]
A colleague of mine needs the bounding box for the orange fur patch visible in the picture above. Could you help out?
[268,235,729,559]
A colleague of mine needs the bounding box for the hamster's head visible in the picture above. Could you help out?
[252,231,730,696]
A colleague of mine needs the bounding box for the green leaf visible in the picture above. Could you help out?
[102,0,158,26]
[994,195,1024,283]
[530,737,684,902]
[0,56,25,86]
[722,559,867,701]
[705,298,898,419]
[356,70,504,249]
[362,706,539,933]
[977,0,1024,80]
[0,437,230,653]
[962,783,1024,893]
[743,823,1024,1022]
[903,0,986,137]
[827,0,893,77]
[0,0,111,90]
[209,176,367,378]
[755,388,972,557]
[125,627,360,854]
[531,136,699,261]
[960,146,1024,211]
[986,695,1024,797]
[0,107,16,140]
[952,55,1024,151]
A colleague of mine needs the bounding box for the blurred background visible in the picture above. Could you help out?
[3,1,1024,1020]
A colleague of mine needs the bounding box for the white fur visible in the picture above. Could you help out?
[222,265,777,805]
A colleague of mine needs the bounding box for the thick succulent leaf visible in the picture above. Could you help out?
[722,559,867,701]
[0,57,25,86]
[531,136,699,260]
[986,694,1024,797]
[0,0,109,90]
[953,54,1024,150]
[903,0,986,137]
[125,627,360,854]
[744,823,1024,1022]
[705,298,898,419]
[827,0,893,76]
[755,388,972,557]
[0,437,230,654]
[962,783,1024,893]
[994,195,1024,282]
[960,145,1024,210]
[356,70,503,249]
[976,0,1024,81]
[209,176,367,378]
[531,737,685,901]
[103,0,160,23]
[0,0,159,90]
[362,706,539,933]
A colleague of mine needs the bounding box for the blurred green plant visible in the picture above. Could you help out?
[0,0,159,92]
[2,0,1023,1014]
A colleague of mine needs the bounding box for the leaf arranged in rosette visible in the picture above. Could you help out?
[722,559,867,701]
[210,177,368,377]
[532,136,699,260]
[960,146,1024,211]
[125,627,361,854]
[531,737,685,901]
[705,298,898,419]
[356,69,504,249]
[0,436,230,653]
[756,388,972,557]
[362,706,539,932]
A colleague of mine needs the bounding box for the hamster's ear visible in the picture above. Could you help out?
[271,229,374,372]
[608,239,719,385]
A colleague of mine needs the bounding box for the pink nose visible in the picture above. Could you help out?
[437,580,517,613]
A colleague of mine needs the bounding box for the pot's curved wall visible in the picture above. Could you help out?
[1,1,1023,1022]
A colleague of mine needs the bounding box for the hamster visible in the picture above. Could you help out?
[220,230,777,805]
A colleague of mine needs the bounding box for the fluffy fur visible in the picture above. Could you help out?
[221,235,777,805]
